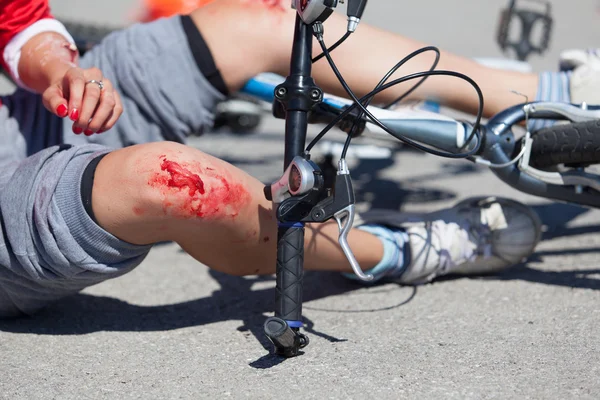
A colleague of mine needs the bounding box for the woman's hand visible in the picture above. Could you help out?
[42,66,123,135]
[16,31,123,135]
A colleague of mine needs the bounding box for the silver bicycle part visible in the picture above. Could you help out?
[270,156,317,203]
[488,102,600,138]
[292,0,337,25]
[474,145,527,169]
[347,16,359,32]
[527,102,600,123]
[335,159,373,282]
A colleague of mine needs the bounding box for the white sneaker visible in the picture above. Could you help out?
[559,48,600,105]
[356,197,542,284]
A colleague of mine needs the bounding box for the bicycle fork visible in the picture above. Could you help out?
[263,13,375,357]
[261,15,318,358]
[263,0,371,357]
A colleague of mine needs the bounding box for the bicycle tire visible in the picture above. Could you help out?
[528,119,600,168]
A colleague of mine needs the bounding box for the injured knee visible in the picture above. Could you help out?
[145,148,252,220]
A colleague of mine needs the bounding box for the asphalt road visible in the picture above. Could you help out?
[1,1,599,399]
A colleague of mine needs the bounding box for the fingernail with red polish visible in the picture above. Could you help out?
[84,129,94,136]
[70,108,79,121]
[72,126,83,134]
[56,104,68,118]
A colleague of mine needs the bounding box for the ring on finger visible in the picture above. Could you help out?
[86,79,104,91]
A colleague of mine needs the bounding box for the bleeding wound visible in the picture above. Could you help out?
[149,156,251,220]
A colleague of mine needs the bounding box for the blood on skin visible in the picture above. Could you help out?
[148,156,251,219]
[161,159,205,196]
[132,206,145,216]
[263,236,270,243]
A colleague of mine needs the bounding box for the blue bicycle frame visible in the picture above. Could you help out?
[242,73,600,209]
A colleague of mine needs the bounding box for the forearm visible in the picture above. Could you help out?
[17,31,78,94]
[1,1,120,130]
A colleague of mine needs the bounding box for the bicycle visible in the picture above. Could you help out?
[256,0,600,358]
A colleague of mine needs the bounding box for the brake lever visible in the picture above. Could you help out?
[333,160,373,281]
[527,102,600,123]
[334,204,373,281]
[305,159,373,281]
[271,157,373,281]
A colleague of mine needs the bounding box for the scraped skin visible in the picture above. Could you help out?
[191,0,538,117]
[148,155,251,219]
[91,142,383,276]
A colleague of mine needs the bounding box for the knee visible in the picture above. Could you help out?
[107,141,252,221]
[89,142,194,243]
[92,141,254,244]
[98,141,203,219]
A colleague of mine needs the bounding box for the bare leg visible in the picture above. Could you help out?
[191,0,538,117]
[91,142,383,276]
[89,141,541,282]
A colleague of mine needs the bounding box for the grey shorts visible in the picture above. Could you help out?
[0,15,227,317]
[0,144,151,317]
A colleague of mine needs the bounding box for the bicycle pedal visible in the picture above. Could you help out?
[496,0,553,61]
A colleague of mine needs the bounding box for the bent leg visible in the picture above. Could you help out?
[0,141,378,317]
[0,141,540,317]
[89,141,541,284]
[90,141,383,276]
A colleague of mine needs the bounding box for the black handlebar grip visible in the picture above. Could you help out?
[275,224,305,324]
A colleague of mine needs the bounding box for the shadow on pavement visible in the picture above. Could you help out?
[0,272,417,340]
[488,202,600,290]
[534,202,600,241]
[492,264,600,290]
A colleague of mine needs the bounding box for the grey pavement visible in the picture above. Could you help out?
[1,1,600,399]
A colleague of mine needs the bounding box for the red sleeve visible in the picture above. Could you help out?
[0,0,54,70]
